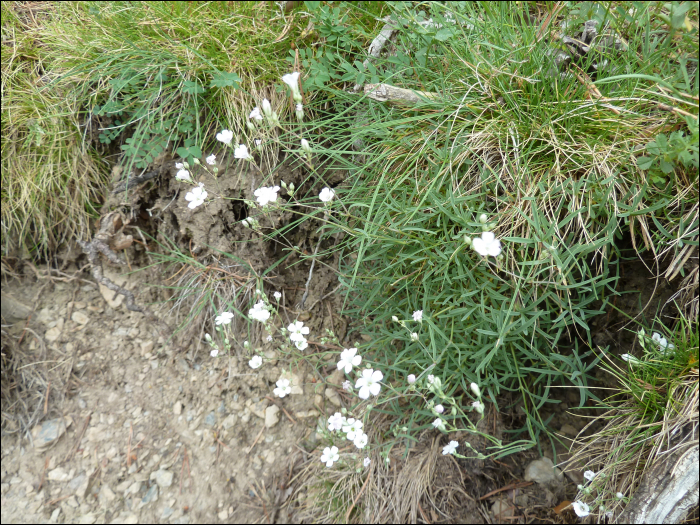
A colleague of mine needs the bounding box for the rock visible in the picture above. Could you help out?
[217,510,229,520]
[204,412,217,426]
[524,457,565,489]
[112,512,139,524]
[491,499,511,519]
[45,326,61,343]
[295,410,320,418]
[49,508,61,523]
[69,473,87,492]
[161,507,175,520]
[265,405,280,428]
[47,467,70,482]
[1,295,32,323]
[559,424,578,437]
[250,399,269,419]
[150,469,173,489]
[173,401,182,415]
[140,340,154,354]
[327,369,345,386]
[79,513,97,524]
[32,418,68,451]
[99,484,116,504]
[221,414,237,430]
[71,311,89,325]
[324,388,342,407]
[139,484,158,507]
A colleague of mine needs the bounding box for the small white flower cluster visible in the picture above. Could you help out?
[248,300,271,323]
[463,215,502,258]
[326,412,369,453]
[288,320,310,351]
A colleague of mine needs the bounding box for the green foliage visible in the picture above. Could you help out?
[637,116,699,185]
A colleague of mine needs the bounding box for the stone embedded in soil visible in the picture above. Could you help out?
[139,484,159,507]
[71,311,90,325]
[524,457,565,487]
[324,388,342,407]
[265,405,280,428]
[150,469,174,489]
[45,326,61,343]
[204,412,217,426]
[98,484,116,505]
[47,467,69,482]
[559,423,578,437]
[250,399,270,419]
[173,401,182,415]
[32,418,68,451]
[221,414,237,430]
[140,340,155,354]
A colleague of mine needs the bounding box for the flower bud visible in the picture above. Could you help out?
[392,315,399,322]
[262,99,272,118]
[410,332,418,341]
[464,235,472,245]
[243,341,250,348]
[435,404,444,414]
[300,138,311,154]
[193,158,200,165]
[280,180,287,189]
[183,161,190,169]
[407,374,416,384]
[470,382,481,398]
[205,333,212,342]
[246,120,256,131]
[479,213,488,224]
[296,103,304,122]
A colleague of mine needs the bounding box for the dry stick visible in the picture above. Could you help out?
[299,237,322,309]
[247,423,266,455]
[43,381,50,415]
[479,481,533,500]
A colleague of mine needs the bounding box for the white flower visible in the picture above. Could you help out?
[652,332,674,350]
[342,418,363,441]
[572,501,590,518]
[621,354,641,365]
[407,374,416,384]
[248,301,270,323]
[353,432,368,449]
[583,470,596,482]
[472,401,485,415]
[337,348,362,374]
[301,138,311,154]
[294,338,308,351]
[234,144,251,160]
[249,107,263,121]
[328,412,346,431]
[412,310,423,322]
[319,187,335,203]
[273,378,292,398]
[216,129,233,145]
[470,383,481,398]
[254,185,281,206]
[249,355,263,369]
[616,492,624,500]
[215,312,234,325]
[363,457,371,468]
[427,375,435,384]
[273,291,282,301]
[432,418,444,429]
[261,99,272,117]
[320,446,339,467]
[442,440,458,455]
[185,183,207,209]
[205,154,216,166]
[176,169,191,181]
[255,139,262,149]
[434,404,444,414]
[472,231,502,257]
[175,162,184,169]
[287,321,310,340]
[605,511,613,520]
[210,349,219,357]
[266,335,272,342]
[355,369,383,400]
[342,380,352,391]
[410,332,419,341]
[282,71,300,91]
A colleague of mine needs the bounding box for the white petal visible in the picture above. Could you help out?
[472,238,487,256]
[482,231,495,243]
